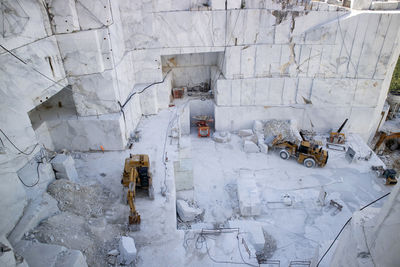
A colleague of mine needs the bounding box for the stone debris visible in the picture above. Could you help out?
[8,192,59,246]
[263,119,301,144]
[243,140,260,153]
[176,199,203,222]
[47,179,115,218]
[14,240,87,267]
[238,129,253,137]
[50,154,79,181]
[237,177,261,216]
[212,131,231,143]
[118,236,137,265]
[107,249,119,256]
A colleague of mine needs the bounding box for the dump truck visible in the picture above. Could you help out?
[271,134,328,168]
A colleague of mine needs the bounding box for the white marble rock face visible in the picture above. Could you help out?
[75,0,113,30]
[69,70,120,116]
[56,29,112,76]
[45,0,80,34]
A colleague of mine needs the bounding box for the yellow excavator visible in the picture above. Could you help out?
[271,134,328,168]
[121,154,154,225]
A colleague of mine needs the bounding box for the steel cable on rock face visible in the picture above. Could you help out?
[0,128,39,155]
[316,192,391,266]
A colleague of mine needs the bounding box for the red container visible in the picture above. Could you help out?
[172,87,184,99]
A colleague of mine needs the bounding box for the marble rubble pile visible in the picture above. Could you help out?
[240,119,300,154]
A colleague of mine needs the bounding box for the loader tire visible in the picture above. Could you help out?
[304,158,316,168]
[279,150,290,160]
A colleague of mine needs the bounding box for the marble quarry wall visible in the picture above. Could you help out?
[118,0,400,141]
[1,0,400,249]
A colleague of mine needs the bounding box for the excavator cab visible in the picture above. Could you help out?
[383,169,398,185]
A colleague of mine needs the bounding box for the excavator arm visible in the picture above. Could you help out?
[127,168,140,224]
[374,132,400,151]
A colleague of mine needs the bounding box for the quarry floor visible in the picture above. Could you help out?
[31,107,393,267]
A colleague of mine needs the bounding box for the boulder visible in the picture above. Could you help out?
[118,236,137,265]
[212,131,231,143]
[243,140,260,153]
[50,154,79,181]
[176,199,202,222]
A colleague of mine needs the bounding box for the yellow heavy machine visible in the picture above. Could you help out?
[374,132,400,152]
[272,134,328,168]
[121,154,154,225]
[328,119,348,144]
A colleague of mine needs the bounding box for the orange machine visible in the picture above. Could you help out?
[328,119,348,144]
[192,115,213,137]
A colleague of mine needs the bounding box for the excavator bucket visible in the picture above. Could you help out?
[129,213,141,224]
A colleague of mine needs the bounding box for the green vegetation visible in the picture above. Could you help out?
[389,56,400,95]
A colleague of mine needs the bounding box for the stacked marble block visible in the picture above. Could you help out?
[50,154,79,181]
[44,0,139,150]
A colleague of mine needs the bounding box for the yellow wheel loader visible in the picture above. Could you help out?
[271,134,328,168]
[121,154,154,225]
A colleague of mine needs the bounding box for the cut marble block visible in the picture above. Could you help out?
[14,240,87,267]
[45,0,80,34]
[118,236,137,265]
[176,199,203,222]
[237,176,261,216]
[227,0,242,9]
[56,29,111,76]
[210,0,226,10]
[8,193,59,246]
[50,154,79,181]
[243,140,260,153]
[17,162,56,200]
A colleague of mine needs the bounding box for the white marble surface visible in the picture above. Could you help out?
[0,0,50,51]
[69,70,120,116]
[46,114,126,151]
[139,84,159,115]
[75,0,113,30]
[45,0,80,34]
[56,29,111,76]
[131,50,162,84]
